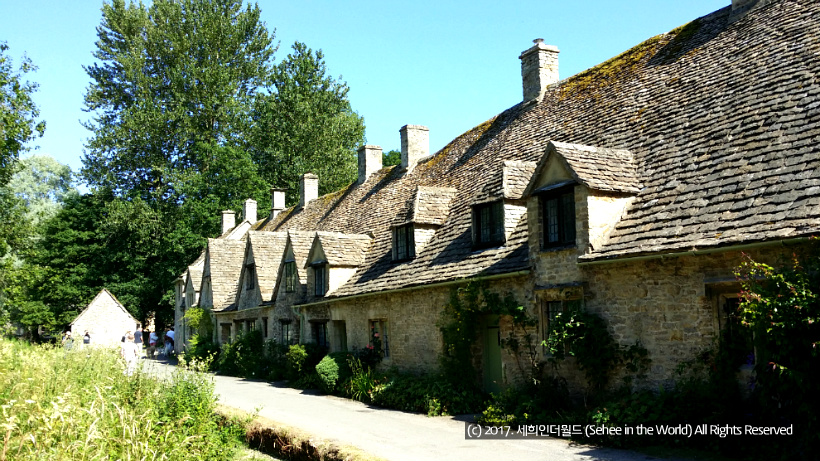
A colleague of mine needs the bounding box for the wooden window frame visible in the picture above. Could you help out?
[313,263,327,296]
[393,224,415,261]
[284,260,297,293]
[472,200,505,249]
[245,264,256,290]
[369,319,390,358]
[540,186,576,249]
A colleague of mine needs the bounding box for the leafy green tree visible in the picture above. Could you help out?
[383,149,401,167]
[78,0,279,324]
[8,154,74,227]
[82,0,275,204]
[0,42,45,188]
[251,41,366,203]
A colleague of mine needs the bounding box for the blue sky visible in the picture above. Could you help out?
[2,0,728,183]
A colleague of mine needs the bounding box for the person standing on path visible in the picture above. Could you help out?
[134,324,143,356]
[121,333,140,376]
[148,329,159,359]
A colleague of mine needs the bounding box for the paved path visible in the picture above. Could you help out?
[142,360,669,461]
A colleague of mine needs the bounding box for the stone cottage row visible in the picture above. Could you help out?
[174,0,820,391]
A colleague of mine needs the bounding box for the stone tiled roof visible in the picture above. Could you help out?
[544,142,640,194]
[242,232,287,303]
[396,186,458,226]
[187,260,204,293]
[285,231,314,284]
[308,232,373,267]
[503,161,538,199]
[263,0,820,291]
[205,239,247,312]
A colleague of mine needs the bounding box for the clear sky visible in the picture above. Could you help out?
[2,0,728,184]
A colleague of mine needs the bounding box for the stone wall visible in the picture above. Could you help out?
[71,292,139,348]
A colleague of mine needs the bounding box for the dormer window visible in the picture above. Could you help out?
[284,260,297,292]
[313,263,327,296]
[472,201,505,248]
[541,186,576,249]
[245,264,256,290]
[393,224,415,261]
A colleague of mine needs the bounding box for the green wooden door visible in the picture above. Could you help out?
[482,315,502,394]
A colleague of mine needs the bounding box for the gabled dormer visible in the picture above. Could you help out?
[524,141,640,254]
[391,186,457,261]
[198,238,246,312]
[305,232,373,297]
[236,232,287,310]
[272,231,313,302]
[471,161,537,249]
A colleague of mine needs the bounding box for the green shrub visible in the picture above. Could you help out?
[217,329,265,378]
[284,344,308,381]
[315,352,353,393]
[367,370,485,416]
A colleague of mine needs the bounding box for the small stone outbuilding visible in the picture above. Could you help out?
[70,289,139,347]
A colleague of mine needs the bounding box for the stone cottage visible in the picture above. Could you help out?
[178,0,820,391]
[70,289,139,347]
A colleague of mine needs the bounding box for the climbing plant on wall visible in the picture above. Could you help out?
[438,280,536,384]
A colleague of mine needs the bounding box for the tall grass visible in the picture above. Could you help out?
[0,338,244,461]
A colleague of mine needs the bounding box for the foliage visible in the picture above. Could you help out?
[345,357,379,403]
[250,41,366,204]
[0,338,246,460]
[369,371,485,416]
[183,306,214,340]
[217,329,266,378]
[736,249,820,456]
[438,280,531,385]
[0,42,45,188]
[282,343,326,383]
[544,304,650,390]
[477,376,572,426]
[82,0,274,203]
[8,155,75,228]
[382,149,401,167]
[315,352,353,394]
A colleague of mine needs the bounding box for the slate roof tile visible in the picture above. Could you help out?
[257,0,820,288]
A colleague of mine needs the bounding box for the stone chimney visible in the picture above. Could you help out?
[358,145,383,184]
[400,125,429,172]
[243,199,257,224]
[519,39,559,102]
[299,173,319,208]
[730,0,770,22]
[221,210,235,235]
[270,187,286,219]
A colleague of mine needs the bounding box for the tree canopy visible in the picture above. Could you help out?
[0,42,45,188]
[82,0,274,205]
[50,0,369,328]
[251,41,365,202]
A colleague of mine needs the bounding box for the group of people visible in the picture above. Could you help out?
[61,330,92,350]
[60,325,175,376]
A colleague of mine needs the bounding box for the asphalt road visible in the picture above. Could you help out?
[142,359,669,461]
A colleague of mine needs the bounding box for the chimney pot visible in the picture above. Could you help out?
[270,187,286,219]
[243,199,257,224]
[299,173,319,208]
[400,125,429,172]
[519,40,559,102]
[358,145,383,184]
[221,210,235,235]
